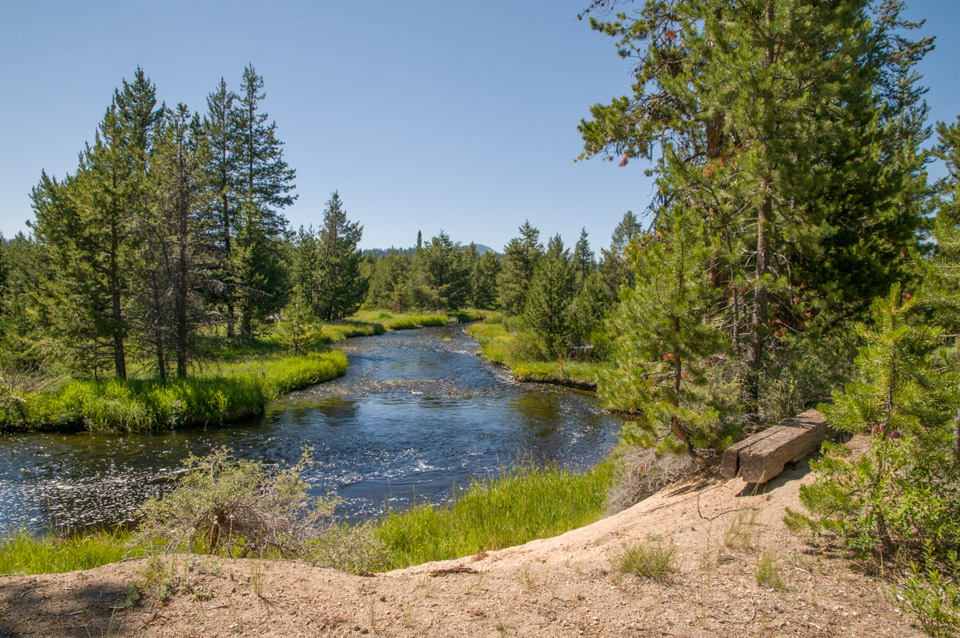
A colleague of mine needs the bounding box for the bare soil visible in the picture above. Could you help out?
[0,451,922,637]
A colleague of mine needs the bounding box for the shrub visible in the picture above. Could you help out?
[135,448,338,558]
[901,544,960,638]
[787,286,960,635]
[605,446,696,514]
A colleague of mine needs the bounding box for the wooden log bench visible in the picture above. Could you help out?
[720,409,828,484]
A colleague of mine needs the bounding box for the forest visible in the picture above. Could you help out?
[2,0,960,633]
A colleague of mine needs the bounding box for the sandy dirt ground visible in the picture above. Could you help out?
[0,453,923,637]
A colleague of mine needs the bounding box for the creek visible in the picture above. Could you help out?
[0,325,623,532]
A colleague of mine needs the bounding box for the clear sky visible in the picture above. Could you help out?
[1,0,957,252]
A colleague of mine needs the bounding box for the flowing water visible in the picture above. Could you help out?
[0,325,623,532]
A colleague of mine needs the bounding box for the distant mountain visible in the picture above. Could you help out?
[362,243,500,258]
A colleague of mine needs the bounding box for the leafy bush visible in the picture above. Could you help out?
[901,543,960,637]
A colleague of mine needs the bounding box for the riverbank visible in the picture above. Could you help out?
[0,460,614,577]
[0,457,921,638]
[0,310,483,434]
[466,321,604,391]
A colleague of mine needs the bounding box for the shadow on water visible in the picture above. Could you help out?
[0,325,624,532]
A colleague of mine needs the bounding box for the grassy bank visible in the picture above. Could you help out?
[0,530,140,575]
[0,459,613,576]
[1,310,485,434]
[377,461,613,568]
[1,351,348,433]
[466,321,606,388]
[350,309,483,330]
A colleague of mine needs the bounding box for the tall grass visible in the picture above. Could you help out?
[376,461,613,569]
[466,322,606,384]
[4,351,348,433]
[350,309,455,330]
[0,530,139,575]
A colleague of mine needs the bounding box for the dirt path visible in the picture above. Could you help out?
[0,457,921,637]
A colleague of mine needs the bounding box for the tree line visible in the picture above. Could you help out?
[0,62,644,384]
[0,66,360,382]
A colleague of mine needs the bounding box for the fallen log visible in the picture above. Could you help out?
[720,409,828,484]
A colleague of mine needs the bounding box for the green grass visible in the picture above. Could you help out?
[466,322,606,385]
[614,535,678,581]
[3,350,348,433]
[376,460,614,569]
[0,530,140,575]
[350,309,452,330]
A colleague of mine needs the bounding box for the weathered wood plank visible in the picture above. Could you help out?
[719,409,828,483]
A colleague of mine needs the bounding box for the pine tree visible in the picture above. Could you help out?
[235,202,287,339]
[929,116,960,335]
[230,65,296,336]
[569,270,609,349]
[145,103,212,378]
[366,250,413,312]
[793,284,959,561]
[31,69,162,379]
[599,211,641,298]
[581,0,929,422]
[472,251,501,309]
[418,231,470,311]
[290,225,321,314]
[232,64,296,236]
[499,221,543,315]
[602,208,731,463]
[316,191,365,320]
[573,227,594,292]
[0,233,48,371]
[203,78,241,337]
[523,235,575,358]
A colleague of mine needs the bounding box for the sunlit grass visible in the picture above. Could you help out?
[0,530,140,575]
[466,322,607,384]
[5,351,348,433]
[376,461,613,568]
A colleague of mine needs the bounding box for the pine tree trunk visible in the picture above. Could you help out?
[176,174,190,379]
[223,189,235,340]
[749,2,776,423]
[110,219,127,381]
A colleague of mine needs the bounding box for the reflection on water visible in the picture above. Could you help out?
[0,325,622,532]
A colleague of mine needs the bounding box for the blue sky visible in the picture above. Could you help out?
[1,0,957,252]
